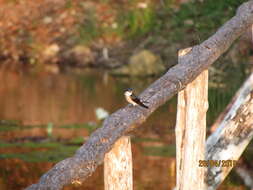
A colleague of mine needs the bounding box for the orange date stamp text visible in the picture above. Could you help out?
[199,160,237,167]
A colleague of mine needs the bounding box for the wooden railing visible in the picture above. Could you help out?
[26,1,253,190]
[104,66,253,190]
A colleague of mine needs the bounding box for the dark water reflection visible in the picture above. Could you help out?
[0,69,248,190]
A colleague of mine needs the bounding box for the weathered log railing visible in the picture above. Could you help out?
[26,1,253,190]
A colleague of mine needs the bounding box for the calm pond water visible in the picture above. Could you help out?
[0,68,250,190]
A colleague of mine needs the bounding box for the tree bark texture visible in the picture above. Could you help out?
[176,68,208,190]
[205,73,253,190]
[104,136,133,190]
[26,1,253,190]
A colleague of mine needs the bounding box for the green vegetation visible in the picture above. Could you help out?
[0,145,78,162]
[0,139,79,162]
[0,121,98,133]
[0,121,98,162]
[0,140,61,149]
[207,58,248,125]
[118,5,157,38]
[144,145,175,157]
[0,121,47,132]
[166,0,246,42]
[79,9,101,44]
[0,124,20,132]
[77,0,246,44]
[70,136,85,144]
[65,0,73,9]
[60,123,99,133]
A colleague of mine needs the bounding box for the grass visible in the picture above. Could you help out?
[0,145,79,162]
[0,121,97,163]
[0,139,79,162]
[0,121,98,133]
[0,125,20,132]
[143,145,176,157]
[69,136,85,144]
[60,123,99,133]
[0,121,96,162]
[0,123,47,132]
[0,140,61,148]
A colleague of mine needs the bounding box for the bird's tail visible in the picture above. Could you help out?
[140,102,149,109]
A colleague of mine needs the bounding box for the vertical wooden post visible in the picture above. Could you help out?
[104,136,133,190]
[175,48,208,190]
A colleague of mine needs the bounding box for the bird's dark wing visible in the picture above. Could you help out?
[131,93,138,100]
[131,94,149,109]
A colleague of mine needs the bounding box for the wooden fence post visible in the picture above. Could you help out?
[175,48,209,190]
[104,136,133,190]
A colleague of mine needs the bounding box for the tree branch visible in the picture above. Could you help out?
[26,1,253,189]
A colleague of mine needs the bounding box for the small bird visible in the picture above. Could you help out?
[124,88,149,109]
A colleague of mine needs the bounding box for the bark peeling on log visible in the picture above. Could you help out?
[205,74,253,190]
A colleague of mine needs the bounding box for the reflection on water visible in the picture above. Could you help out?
[0,70,121,125]
[0,69,248,190]
[0,69,178,190]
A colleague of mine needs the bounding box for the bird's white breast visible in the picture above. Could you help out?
[125,94,137,106]
[124,91,132,96]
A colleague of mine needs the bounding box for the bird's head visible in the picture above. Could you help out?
[124,88,133,96]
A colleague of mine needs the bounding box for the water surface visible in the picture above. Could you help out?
[0,68,249,190]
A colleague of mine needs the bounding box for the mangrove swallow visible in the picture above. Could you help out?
[124,88,149,109]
